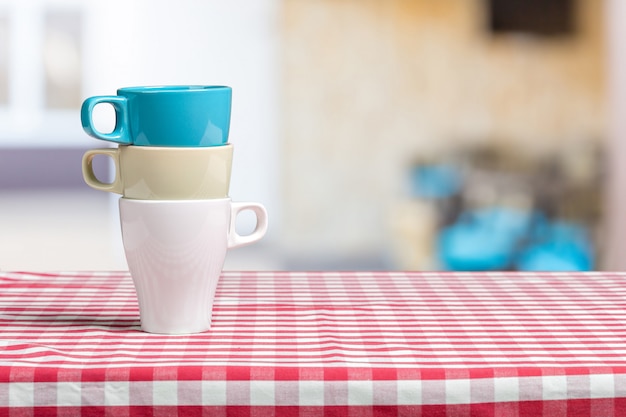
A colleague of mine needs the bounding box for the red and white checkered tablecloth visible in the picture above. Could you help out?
[0,271,625,416]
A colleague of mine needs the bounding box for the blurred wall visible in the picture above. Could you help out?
[280,0,605,265]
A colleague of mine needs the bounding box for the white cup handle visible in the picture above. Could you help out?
[228,202,268,249]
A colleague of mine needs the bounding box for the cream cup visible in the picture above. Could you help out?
[82,144,233,199]
[119,197,268,334]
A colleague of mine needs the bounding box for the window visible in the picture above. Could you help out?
[0,1,86,145]
[0,14,8,106]
[44,9,82,109]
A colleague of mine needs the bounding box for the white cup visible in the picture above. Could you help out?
[119,197,268,334]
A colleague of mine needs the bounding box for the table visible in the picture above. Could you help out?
[0,271,625,416]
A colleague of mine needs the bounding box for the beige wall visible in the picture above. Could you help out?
[280,0,606,261]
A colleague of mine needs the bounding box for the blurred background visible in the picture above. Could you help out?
[0,0,625,272]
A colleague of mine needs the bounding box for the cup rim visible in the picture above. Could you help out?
[119,197,233,205]
[117,85,231,94]
[118,143,233,152]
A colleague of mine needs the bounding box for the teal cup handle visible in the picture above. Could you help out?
[81,96,131,145]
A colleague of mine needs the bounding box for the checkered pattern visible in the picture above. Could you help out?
[0,271,626,416]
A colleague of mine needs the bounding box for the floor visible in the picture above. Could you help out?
[0,189,284,272]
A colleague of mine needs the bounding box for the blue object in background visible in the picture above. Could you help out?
[409,164,462,199]
[437,207,537,271]
[515,221,594,271]
[437,207,595,271]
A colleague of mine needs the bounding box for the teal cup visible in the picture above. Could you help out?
[81,85,232,147]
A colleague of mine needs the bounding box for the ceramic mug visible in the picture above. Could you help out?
[81,85,232,147]
[82,144,233,199]
[119,197,268,334]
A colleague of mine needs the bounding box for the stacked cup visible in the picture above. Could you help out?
[80,85,268,334]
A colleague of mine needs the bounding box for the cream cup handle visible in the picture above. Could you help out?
[228,202,269,249]
[81,148,123,194]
